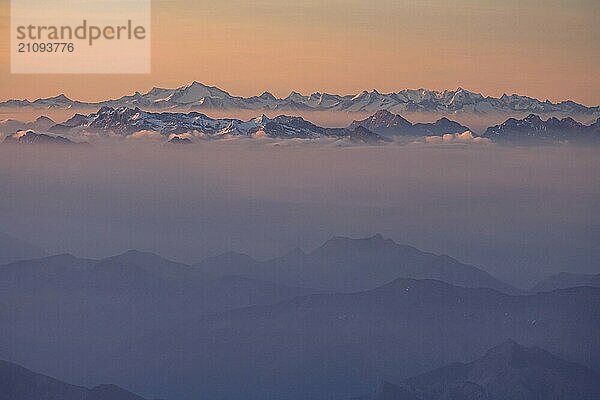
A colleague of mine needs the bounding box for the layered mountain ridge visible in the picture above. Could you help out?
[366,340,600,400]
[196,234,519,293]
[1,235,599,400]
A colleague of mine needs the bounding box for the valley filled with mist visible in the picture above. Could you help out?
[1,141,597,288]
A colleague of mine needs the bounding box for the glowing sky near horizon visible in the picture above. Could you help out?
[0,0,598,104]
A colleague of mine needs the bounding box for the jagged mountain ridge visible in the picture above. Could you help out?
[2,81,598,118]
[348,110,470,137]
[483,113,600,143]
[48,106,386,142]
[13,107,598,144]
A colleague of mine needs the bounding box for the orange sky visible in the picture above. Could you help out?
[0,0,598,104]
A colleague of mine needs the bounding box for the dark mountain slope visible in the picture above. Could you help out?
[349,110,470,137]
[483,114,600,144]
[0,359,153,400]
[370,340,600,400]
[77,279,597,400]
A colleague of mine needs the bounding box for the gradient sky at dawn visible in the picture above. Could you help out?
[0,0,598,104]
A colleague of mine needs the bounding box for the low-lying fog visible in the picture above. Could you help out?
[0,141,597,287]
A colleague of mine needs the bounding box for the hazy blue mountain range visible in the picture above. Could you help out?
[197,234,519,293]
[1,82,598,118]
[0,249,320,316]
[0,359,154,400]
[364,340,600,400]
[157,281,599,400]
[6,341,597,400]
[1,236,598,400]
[2,259,598,400]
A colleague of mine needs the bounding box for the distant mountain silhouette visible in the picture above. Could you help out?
[0,359,154,400]
[0,232,46,265]
[0,250,322,398]
[2,130,79,145]
[483,114,600,144]
[348,110,470,138]
[0,116,55,135]
[367,340,600,400]
[531,272,600,293]
[167,136,193,144]
[197,234,518,293]
[0,250,318,313]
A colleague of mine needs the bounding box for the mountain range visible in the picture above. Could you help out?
[47,106,386,142]
[0,249,320,315]
[483,114,600,144]
[5,340,599,400]
[1,237,599,400]
[3,107,598,145]
[166,280,599,400]
[0,115,55,135]
[366,340,600,400]
[196,234,518,293]
[1,82,599,119]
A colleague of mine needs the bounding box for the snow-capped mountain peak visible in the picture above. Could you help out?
[166,82,231,104]
[1,82,598,122]
[46,107,386,143]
